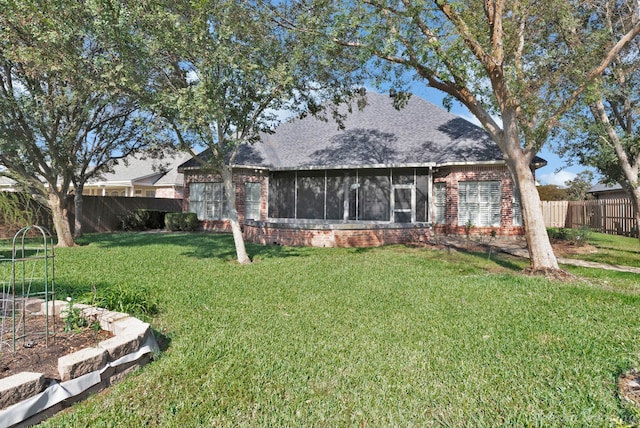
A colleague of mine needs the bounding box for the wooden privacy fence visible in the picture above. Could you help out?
[540,201,569,228]
[70,196,184,233]
[1,195,184,239]
[541,198,638,237]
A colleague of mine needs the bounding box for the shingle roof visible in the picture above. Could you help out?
[249,91,504,169]
[182,91,546,171]
[90,151,191,186]
[589,182,623,193]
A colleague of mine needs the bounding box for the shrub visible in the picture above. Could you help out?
[119,209,168,231]
[165,212,199,231]
[182,212,199,231]
[134,209,166,229]
[119,212,144,231]
[547,226,591,246]
[547,227,569,241]
[572,225,592,247]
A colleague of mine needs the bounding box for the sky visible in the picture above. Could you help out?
[405,85,591,188]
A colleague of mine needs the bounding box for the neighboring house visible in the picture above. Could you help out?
[588,182,628,200]
[179,91,546,247]
[82,151,192,199]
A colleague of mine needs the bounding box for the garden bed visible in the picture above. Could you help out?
[0,299,158,427]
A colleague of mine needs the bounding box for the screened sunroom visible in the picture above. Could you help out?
[268,168,431,224]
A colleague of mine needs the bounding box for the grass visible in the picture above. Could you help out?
[558,231,640,268]
[7,231,639,426]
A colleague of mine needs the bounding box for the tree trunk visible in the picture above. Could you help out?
[501,111,559,272]
[73,184,84,238]
[511,160,559,272]
[221,166,251,265]
[48,190,75,247]
[628,187,640,242]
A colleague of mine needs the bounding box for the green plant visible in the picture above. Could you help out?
[572,225,592,247]
[547,227,569,241]
[137,209,166,229]
[62,297,89,332]
[165,212,180,231]
[165,212,199,231]
[97,284,159,319]
[464,218,474,237]
[119,212,144,231]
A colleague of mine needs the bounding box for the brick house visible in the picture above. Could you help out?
[179,91,545,247]
[588,183,628,200]
[81,151,191,199]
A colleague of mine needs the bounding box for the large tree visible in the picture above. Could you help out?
[558,3,640,236]
[103,0,364,264]
[0,0,155,244]
[287,0,640,274]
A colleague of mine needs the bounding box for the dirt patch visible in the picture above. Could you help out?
[1,315,113,381]
[551,240,598,256]
[619,370,640,408]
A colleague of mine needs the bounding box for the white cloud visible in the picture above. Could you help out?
[538,170,576,187]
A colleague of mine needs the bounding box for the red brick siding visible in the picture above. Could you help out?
[244,222,431,248]
[184,169,269,232]
[433,165,524,237]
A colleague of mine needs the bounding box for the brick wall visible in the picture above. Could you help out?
[244,221,431,248]
[433,165,524,237]
[155,187,185,199]
[185,165,524,247]
[184,169,269,229]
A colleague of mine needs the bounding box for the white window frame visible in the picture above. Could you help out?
[458,181,501,227]
[245,182,261,220]
[433,182,446,224]
[512,189,522,226]
[391,184,415,223]
[189,182,231,220]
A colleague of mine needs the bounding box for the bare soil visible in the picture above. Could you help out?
[619,370,640,408]
[550,240,598,256]
[1,315,113,381]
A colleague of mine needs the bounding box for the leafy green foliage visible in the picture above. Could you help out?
[564,170,595,201]
[96,284,159,320]
[555,4,640,222]
[0,0,160,244]
[164,212,199,232]
[0,192,51,237]
[547,226,592,246]
[295,0,640,270]
[62,297,90,332]
[96,0,365,262]
[537,184,568,201]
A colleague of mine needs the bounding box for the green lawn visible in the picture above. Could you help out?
[30,232,640,426]
[559,231,640,268]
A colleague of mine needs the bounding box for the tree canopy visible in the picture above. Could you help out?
[288,0,640,273]
[557,2,640,232]
[100,0,365,263]
[0,0,156,245]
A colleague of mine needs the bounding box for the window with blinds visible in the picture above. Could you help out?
[512,190,522,226]
[245,182,261,220]
[433,182,446,224]
[458,181,501,226]
[189,182,231,220]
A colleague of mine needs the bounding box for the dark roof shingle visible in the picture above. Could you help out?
[184,91,510,170]
[251,91,503,169]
